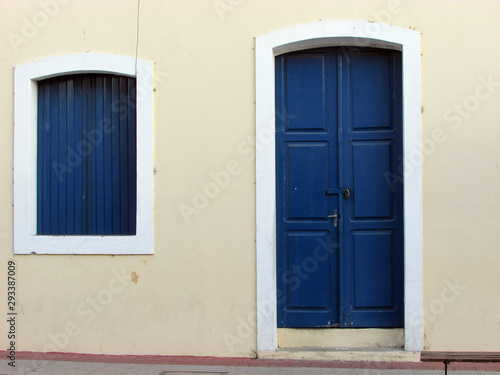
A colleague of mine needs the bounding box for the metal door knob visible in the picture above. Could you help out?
[328,209,339,227]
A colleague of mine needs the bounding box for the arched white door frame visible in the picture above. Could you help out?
[255,20,422,352]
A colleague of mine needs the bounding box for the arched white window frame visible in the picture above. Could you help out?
[255,21,423,352]
[14,53,154,255]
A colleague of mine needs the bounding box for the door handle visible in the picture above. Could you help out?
[328,209,339,227]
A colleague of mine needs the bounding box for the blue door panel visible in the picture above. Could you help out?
[276,50,340,328]
[351,54,391,130]
[353,230,394,308]
[286,231,331,309]
[342,49,404,328]
[285,55,327,131]
[278,230,339,327]
[277,47,403,329]
[286,142,329,220]
[352,141,392,218]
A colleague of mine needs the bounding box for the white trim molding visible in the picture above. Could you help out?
[255,21,423,352]
[14,53,154,255]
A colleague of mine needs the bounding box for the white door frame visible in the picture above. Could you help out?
[255,20,423,352]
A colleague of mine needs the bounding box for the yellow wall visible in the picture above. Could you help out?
[1,0,500,357]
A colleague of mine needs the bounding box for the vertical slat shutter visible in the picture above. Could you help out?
[36,74,137,235]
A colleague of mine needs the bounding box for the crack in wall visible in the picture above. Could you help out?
[80,0,86,51]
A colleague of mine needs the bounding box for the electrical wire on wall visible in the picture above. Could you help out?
[135,0,141,77]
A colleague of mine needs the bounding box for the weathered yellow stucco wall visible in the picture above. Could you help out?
[1,0,500,357]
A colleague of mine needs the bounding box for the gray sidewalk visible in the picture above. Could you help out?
[2,359,500,375]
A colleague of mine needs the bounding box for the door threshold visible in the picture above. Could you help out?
[258,347,420,362]
[278,328,404,349]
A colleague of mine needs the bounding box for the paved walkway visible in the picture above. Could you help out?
[1,352,500,375]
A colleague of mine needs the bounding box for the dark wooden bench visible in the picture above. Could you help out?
[421,351,500,375]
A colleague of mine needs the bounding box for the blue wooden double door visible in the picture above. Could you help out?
[276,47,404,328]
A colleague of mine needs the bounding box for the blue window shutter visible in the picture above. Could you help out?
[127,77,137,235]
[37,74,137,235]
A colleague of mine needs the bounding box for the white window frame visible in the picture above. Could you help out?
[255,21,423,352]
[14,53,154,255]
